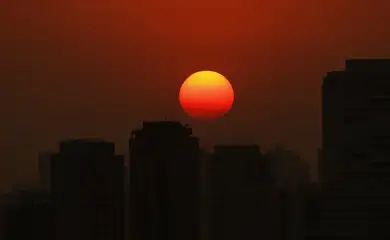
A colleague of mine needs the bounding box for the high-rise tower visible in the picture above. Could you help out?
[129,121,200,240]
[51,139,124,240]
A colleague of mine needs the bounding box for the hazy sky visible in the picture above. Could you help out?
[1,0,390,189]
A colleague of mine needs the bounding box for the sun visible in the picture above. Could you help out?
[179,70,234,120]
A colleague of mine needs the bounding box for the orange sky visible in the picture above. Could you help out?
[1,0,390,189]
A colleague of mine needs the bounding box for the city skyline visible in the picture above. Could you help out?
[3,56,390,239]
[2,125,311,240]
[2,0,390,189]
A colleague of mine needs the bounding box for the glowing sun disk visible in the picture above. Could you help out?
[179,70,234,120]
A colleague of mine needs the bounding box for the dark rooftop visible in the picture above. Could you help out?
[59,139,115,156]
[345,59,390,72]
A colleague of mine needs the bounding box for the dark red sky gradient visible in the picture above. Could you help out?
[1,0,390,189]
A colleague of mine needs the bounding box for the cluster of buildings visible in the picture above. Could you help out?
[0,121,308,240]
[1,59,390,240]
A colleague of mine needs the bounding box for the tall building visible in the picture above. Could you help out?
[124,165,129,240]
[38,152,54,191]
[317,148,322,186]
[129,121,200,240]
[51,139,124,240]
[306,59,390,240]
[322,59,390,192]
[210,145,276,240]
[263,147,310,240]
[199,149,212,240]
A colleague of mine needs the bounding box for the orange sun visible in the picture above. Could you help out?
[179,70,234,120]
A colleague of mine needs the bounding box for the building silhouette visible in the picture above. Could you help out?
[317,148,322,186]
[264,146,310,190]
[129,121,200,240]
[306,59,390,240]
[2,189,51,240]
[209,144,276,240]
[50,139,124,240]
[198,148,212,240]
[263,146,310,240]
[305,191,390,239]
[38,152,54,192]
[0,192,6,240]
[124,165,129,240]
[322,59,390,192]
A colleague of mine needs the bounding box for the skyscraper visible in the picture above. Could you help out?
[51,139,124,240]
[306,59,390,240]
[209,145,274,240]
[124,165,129,240]
[322,59,390,192]
[129,121,200,240]
[199,149,212,240]
[263,146,310,240]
